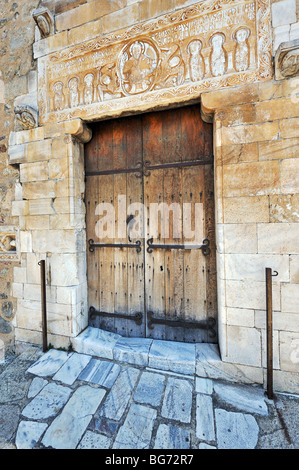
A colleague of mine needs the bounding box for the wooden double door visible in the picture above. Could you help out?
[85,105,217,343]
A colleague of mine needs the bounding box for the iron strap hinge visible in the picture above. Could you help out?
[88,239,142,253]
[147,311,217,338]
[147,238,211,256]
[89,307,143,326]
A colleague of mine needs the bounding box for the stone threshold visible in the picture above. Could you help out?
[72,327,261,386]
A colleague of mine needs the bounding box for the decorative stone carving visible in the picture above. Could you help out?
[14,106,38,130]
[0,227,18,262]
[32,8,54,38]
[38,0,273,125]
[275,39,299,80]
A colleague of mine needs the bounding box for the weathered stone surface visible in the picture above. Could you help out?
[161,377,192,423]
[52,353,91,385]
[154,424,191,449]
[72,326,121,359]
[215,409,259,449]
[113,337,152,366]
[195,377,213,395]
[133,371,165,407]
[42,385,106,449]
[196,393,215,441]
[100,367,140,420]
[27,349,72,377]
[78,358,121,388]
[16,421,48,449]
[27,377,48,398]
[113,403,157,449]
[77,430,111,449]
[22,383,72,420]
[214,382,268,416]
[0,405,20,444]
[148,340,195,375]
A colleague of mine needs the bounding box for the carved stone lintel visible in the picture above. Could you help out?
[32,7,53,38]
[14,106,38,130]
[275,39,299,80]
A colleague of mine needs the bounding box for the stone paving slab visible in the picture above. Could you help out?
[1,346,298,450]
[42,385,106,449]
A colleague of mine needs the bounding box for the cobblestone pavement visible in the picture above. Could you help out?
[0,345,298,450]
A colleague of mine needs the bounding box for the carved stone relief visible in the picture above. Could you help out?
[33,8,54,39]
[0,227,18,262]
[38,0,272,124]
[14,106,37,130]
[275,39,299,80]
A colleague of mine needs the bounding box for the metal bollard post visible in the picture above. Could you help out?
[38,260,48,353]
[265,267,278,400]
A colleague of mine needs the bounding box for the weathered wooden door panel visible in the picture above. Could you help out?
[142,106,214,342]
[85,116,145,337]
[85,105,217,342]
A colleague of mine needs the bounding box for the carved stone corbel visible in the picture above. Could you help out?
[14,106,38,130]
[32,7,54,38]
[275,39,299,80]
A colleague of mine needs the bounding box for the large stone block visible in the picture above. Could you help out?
[20,161,48,183]
[279,331,299,373]
[28,199,55,216]
[280,117,299,139]
[221,122,279,146]
[259,137,299,161]
[226,325,262,367]
[223,196,270,223]
[48,158,69,180]
[101,3,139,34]
[271,0,296,28]
[201,85,259,113]
[221,143,258,165]
[224,253,289,282]
[281,158,299,193]
[31,230,83,253]
[49,252,86,287]
[290,255,299,283]
[225,279,280,311]
[223,224,257,254]
[256,97,299,122]
[223,161,280,197]
[26,140,52,162]
[281,283,299,313]
[270,194,299,223]
[257,223,299,254]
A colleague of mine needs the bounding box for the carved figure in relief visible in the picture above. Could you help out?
[209,33,227,77]
[187,40,205,82]
[68,77,80,108]
[83,73,94,105]
[157,44,185,88]
[98,63,121,101]
[121,41,157,95]
[53,81,65,111]
[234,27,250,72]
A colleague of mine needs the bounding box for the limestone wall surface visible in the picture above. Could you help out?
[0,0,298,393]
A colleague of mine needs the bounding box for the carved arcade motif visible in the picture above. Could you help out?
[38,0,273,124]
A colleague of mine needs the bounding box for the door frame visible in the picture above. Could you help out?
[84,104,218,343]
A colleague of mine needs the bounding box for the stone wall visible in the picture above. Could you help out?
[1,0,299,393]
[0,0,40,349]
